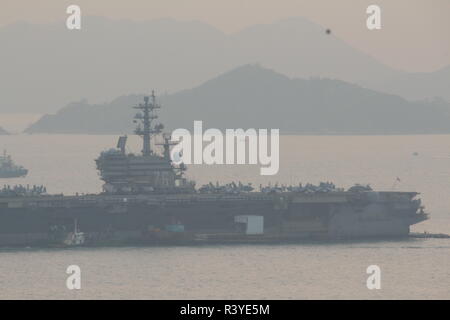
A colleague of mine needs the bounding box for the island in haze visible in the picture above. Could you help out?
[0,127,9,135]
[25,64,450,135]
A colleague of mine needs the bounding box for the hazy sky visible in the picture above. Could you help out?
[1,0,450,72]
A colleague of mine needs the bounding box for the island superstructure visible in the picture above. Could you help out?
[0,92,428,246]
[95,92,192,195]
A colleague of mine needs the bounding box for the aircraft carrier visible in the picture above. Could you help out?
[0,92,428,247]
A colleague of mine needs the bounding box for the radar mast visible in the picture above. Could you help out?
[133,90,163,156]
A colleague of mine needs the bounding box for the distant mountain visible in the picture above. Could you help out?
[25,65,450,135]
[1,16,449,114]
[365,65,450,101]
[0,127,9,135]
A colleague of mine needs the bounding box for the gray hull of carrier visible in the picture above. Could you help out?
[0,189,427,246]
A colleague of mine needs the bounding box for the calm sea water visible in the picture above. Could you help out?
[0,134,449,299]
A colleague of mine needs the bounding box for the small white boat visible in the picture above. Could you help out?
[63,219,85,246]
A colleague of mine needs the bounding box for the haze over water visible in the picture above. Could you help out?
[0,134,449,299]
